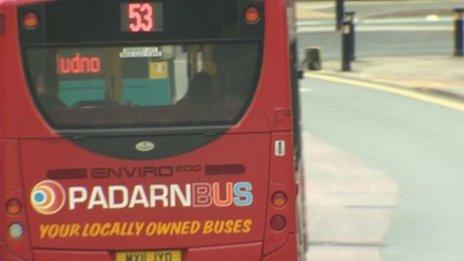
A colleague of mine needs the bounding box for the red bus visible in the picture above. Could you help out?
[0,0,307,260]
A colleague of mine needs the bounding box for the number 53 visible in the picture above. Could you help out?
[129,3,154,32]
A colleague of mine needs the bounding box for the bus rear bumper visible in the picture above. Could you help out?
[33,242,263,261]
[262,233,298,261]
[1,241,23,261]
[34,249,111,261]
[185,242,262,260]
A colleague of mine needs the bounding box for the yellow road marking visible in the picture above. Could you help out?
[306,72,464,112]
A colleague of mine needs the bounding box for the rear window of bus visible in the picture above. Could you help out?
[25,42,262,128]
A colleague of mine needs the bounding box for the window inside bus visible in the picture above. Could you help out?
[26,42,261,129]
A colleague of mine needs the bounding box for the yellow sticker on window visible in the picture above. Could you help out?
[149,61,169,79]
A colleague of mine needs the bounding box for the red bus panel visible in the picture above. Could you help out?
[0,0,304,260]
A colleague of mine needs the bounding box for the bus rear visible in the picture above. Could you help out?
[0,0,305,260]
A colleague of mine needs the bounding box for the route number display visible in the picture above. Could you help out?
[121,2,163,33]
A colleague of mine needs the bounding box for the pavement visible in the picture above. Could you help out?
[311,56,464,102]
[296,3,334,20]
[296,1,464,102]
[304,133,398,261]
[298,1,464,260]
[296,0,460,21]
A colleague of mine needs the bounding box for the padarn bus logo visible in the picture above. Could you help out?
[56,53,102,75]
[30,180,66,215]
[30,180,253,215]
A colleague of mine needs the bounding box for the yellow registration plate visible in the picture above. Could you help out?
[116,250,182,261]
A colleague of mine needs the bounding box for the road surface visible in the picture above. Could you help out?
[302,77,464,260]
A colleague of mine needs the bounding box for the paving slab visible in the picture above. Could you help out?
[315,56,464,100]
[307,246,382,261]
[303,133,398,259]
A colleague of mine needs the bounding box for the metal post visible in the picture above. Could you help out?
[454,8,464,56]
[342,19,352,71]
[305,47,322,71]
[336,0,345,31]
[345,11,356,61]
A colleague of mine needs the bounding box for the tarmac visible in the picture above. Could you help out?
[298,1,464,260]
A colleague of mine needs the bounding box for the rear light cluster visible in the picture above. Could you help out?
[6,199,22,216]
[5,198,24,239]
[271,191,288,208]
[8,223,24,239]
[270,191,288,231]
[270,215,287,231]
